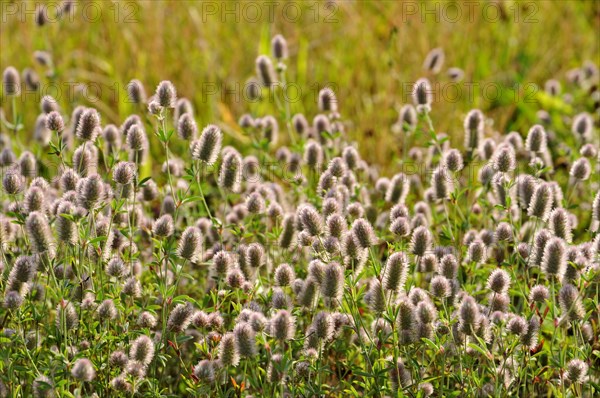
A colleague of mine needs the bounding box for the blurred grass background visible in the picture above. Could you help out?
[1,0,599,167]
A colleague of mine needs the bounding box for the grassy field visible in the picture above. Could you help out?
[1,1,598,166]
[0,1,599,397]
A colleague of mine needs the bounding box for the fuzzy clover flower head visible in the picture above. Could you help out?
[492,143,516,173]
[569,158,591,181]
[463,109,484,150]
[45,111,64,132]
[71,358,95,382]
[2,66,20,96]
[351,218,376,249]
[76,108,101,142]
[443,149,463,172]
[525,125,547,153]
[130,335,155,365]
[565,359,588,384]
[177,113,197,140]
[112,161,136,185]
[318,87,338,113]
[153,214,174,237]
[529,285,549,303]
[271,34,288,60]
[423,47,445,74]
[486,269,511,294]
[127,79,146,104]
[156,80,177,108]
[256,55,277,87]
[191,124,222,164]
[412,77,432,112]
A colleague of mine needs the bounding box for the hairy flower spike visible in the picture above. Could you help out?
[412,78,432,113]
[383,252,409,293]
[156,80,177,108]
[525,125,547,153]
[541,237,567,279]
[191,125,222,164]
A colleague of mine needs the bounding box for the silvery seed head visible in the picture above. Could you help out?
[191,124,222,164]
[298,204,323,236]
[245,192,265,214]
[525,125,547,153]
[304,139,324,168]
[56,300,78,331]
[219,151,243,193]
[431,167,452,200]
[398,104,418,133]
[390,217,411,237]
[120,114,142,137]
[3,291,23,310]
[156,80,176,108]
[71,358,95,382]
[458,296,481,335]
[312,311,334,341]
[516,174,537,209]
